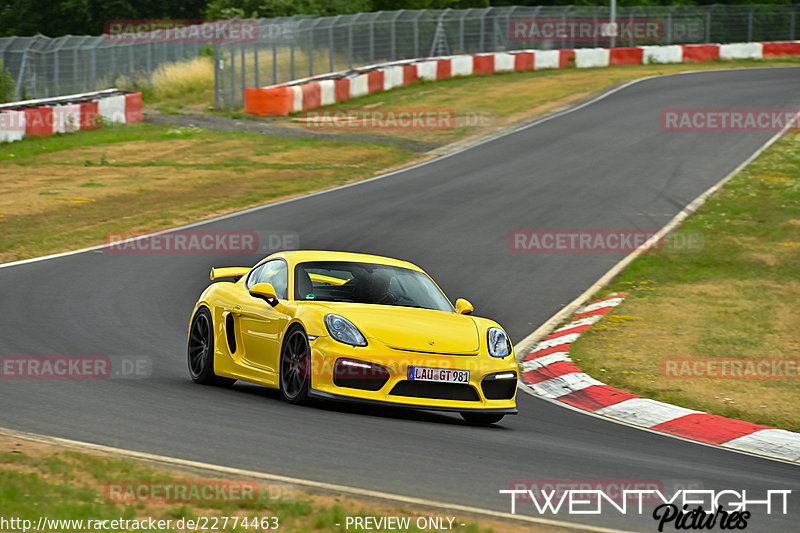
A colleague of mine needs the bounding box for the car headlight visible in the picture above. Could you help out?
[324,314,367,347]
[487,327,511,358]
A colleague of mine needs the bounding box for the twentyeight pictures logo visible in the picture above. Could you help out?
[500,487,791,531]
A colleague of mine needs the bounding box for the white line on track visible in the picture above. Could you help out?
[514,106,800,466]
[2,68,798,518]
[0,426,632,533]
[6,67,793,272]
[513,82,799,357]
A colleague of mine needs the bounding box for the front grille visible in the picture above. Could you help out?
[389,380,480,401]
[333,359,390,391]
[481,372,518,400]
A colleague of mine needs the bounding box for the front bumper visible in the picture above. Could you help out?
[308,335,518,412]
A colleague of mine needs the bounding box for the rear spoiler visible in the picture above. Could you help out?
[210,267,250,281]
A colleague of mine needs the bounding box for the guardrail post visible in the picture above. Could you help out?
[308,23,314,77]
[629,6,641,47]
[329,15,340,72]
[52,38,68,97]
[240,45,246,104]
[290,38,295,80]
[391,10,402,59]
[272,40,277,84]
[253,42,259,89]
[705,5,716,43]
[459,9,470,53]
[666,6,677,45]
[14,48,28,100]
[90,41,98,91]
[214,43,220,109]
[369,12,378,64]
[128,42,134,80]
[503,6,517,51]
[412,11,423,58]
[561,6,574,49]
[146,42,152,83]
[229,46,235,109]
[747,5,757,42]
[480,8,492,52]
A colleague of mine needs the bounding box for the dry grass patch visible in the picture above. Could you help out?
[151,56,215,105]
[0,125,418,262]
[0,435,563,533]
[282,57,800,145]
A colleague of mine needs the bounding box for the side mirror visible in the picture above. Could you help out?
[249,282,278,305]
[455,298,473,315]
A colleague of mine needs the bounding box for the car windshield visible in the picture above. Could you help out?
[294,261,454,312]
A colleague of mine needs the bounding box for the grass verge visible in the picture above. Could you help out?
[3,57,799,264]
[0,123,420,262]
[281,57,800,146]
[0,434,560,533]
[568,130,800,432]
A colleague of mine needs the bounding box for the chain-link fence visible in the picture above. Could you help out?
[0,34,209,102]
[0,5,798,106]
[215,4,800,109]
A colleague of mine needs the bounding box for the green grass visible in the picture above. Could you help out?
[269,57,800,145]
[568,130,800,431]
[4,56,799,267]
[0,443,539,533]
[0,122,419,262]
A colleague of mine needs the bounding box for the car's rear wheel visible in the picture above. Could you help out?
[280,327,311,404]
[188,307,235,387]
[460,412,505,425]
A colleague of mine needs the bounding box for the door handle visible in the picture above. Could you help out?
[229,305,242,315]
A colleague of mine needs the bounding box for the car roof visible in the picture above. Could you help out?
[268,250,425,272]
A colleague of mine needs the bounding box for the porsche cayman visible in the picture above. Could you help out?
[188,251,518,424]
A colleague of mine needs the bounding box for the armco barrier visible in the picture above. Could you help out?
[0,89,143,143]
[244,40,800,117]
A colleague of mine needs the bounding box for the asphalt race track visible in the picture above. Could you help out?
[1,68,799,532]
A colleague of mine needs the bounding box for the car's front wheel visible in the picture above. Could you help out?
[188,307,235,387]
[460,412,505,425]
[280,327,311,404]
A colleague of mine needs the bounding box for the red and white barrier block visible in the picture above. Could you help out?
[0,90,143,143]
[245,40,800,116]
[520,294,800,462]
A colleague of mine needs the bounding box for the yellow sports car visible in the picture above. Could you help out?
[188,251,518,424]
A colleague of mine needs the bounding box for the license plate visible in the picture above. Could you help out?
[407,366,469,384]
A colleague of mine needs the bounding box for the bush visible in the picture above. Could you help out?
[0,60,15,103]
